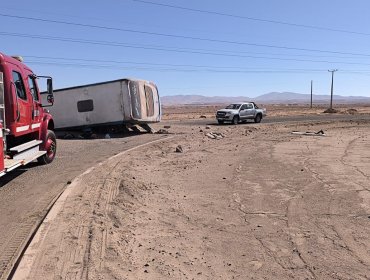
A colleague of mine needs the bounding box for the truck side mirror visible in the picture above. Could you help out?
[47,95,54,104]
[47,78,53,96]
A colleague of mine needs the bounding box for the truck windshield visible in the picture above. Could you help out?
[225,104,241,109]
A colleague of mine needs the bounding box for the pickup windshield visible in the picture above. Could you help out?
[225,104,241,109]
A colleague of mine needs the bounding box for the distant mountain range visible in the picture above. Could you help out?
[161,92,370,105]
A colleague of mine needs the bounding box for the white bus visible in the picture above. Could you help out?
[42,78,161,132]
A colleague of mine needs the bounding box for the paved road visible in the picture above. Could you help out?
[0,133,166,280]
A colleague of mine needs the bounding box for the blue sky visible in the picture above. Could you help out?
[2,0,370,97]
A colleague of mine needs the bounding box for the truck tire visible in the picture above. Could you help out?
[38,130,57,164]
[254,114,262,123]
[217,120,224,124]
[232,115,239,125]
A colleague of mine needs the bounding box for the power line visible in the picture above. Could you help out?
[26,60,330,73]
[19,55,334,71]
[3,4,370,58]
[25,60,370,76]
[1,13,370,57]
[3,32,370,67]
[23,55,370,73]
[131,0,370,37]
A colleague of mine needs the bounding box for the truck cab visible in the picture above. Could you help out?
[0,52,56,177]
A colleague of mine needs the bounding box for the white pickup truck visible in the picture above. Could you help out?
[216,102,266,124]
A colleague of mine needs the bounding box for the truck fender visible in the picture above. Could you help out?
[39,114,55,150]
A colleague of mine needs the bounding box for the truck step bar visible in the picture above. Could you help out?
[4,159,23,172]
[22,151,47,165]
[10,140,42,153]
[1,140,45,176]
[1,151,47,178]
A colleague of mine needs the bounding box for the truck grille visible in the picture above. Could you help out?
[217,112,226,117]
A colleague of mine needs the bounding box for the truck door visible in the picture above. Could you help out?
[245,103,255,118]
[26,74,42,131]
[11,70,32,134]
[239,104,248,120]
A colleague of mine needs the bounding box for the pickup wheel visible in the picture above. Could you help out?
[232,115,239,125]
[38,130,57,164]
[254,114,262,123]
[217,120,224,125]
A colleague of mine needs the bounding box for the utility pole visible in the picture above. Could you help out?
[310,80,313,108]
[328,69,338,110]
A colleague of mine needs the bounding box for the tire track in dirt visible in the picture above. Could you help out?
[12,136,174,280]
[228,133,317,279]
[303,134,370,267]
[275,125,370,279]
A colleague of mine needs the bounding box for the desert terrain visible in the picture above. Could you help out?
[10,105,370,279]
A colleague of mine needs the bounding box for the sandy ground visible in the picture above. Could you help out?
[13,118,370,280]
[162,104,370,120]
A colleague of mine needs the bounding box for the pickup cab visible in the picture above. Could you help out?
[216,102,266,124]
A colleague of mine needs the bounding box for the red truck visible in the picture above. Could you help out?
[0,52,56,177]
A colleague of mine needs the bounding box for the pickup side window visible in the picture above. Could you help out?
[240,104,248,110]
[12,71,27,100]
[246,104,253,109]
[27,76,39,101]
[226,104,241,110]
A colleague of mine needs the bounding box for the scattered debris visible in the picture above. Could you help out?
[291,130,326,136]
[156,129,169,134]
[205,126,211,129]
[200,115,207,118]
[323,108,339,114]
[175,145,183,153]
[244,127,258,135]
[344,108,358,115]
[62,133,75,139]
[206,132,225,140]
[164,125,171,129]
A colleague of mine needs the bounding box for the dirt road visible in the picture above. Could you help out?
[0,132,166,280]
[13,120,370,279]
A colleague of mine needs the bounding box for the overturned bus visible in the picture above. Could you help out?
[42,78,161,132]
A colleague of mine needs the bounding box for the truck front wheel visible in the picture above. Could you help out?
[232,116,239,125]
[38,130,57,164]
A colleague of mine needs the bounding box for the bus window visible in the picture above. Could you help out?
[129,81,141,119]
[144,85,154,117]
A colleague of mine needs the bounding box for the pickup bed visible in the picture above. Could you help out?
[216,102,266,124]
